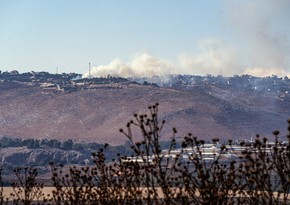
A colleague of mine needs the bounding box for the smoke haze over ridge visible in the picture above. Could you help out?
[224,0,290,77]
[83,53,174,78]
[84,0,290,78]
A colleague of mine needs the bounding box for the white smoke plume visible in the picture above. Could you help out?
[83,53,174,78]
[84,1,290,78]
[83,40,240,78]
[223,0,290,76]
[178,38,240,76]
[178,1,290,77]
[242,67,290,77]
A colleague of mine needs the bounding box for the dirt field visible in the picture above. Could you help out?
[2,187,290,202]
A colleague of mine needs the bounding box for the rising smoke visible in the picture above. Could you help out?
[178,38,240,76]
[84,0,290,78]
[224,0,290,77]
[83,53,174,78]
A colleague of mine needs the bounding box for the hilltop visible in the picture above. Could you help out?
[0,70,289,144]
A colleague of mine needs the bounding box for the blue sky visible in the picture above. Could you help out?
[0,0,289,77]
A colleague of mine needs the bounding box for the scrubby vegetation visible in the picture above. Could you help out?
[0,138,135,167]
[0,137,100,150]
[0,103,289,204]
[0,137,178,168]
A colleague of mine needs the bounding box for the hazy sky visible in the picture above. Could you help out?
[1,0,289,77]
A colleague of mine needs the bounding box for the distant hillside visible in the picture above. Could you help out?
[0,72,289,144]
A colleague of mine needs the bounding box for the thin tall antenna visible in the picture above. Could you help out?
[56,67,58,74]
[89,63,91,79]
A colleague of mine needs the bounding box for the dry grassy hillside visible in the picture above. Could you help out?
[0,81,289,144]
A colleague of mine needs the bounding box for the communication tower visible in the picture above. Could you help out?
[89,63,91,79]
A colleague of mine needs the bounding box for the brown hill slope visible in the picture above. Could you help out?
[0,82,289,144]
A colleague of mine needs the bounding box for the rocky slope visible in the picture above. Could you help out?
[0,80,289,145]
